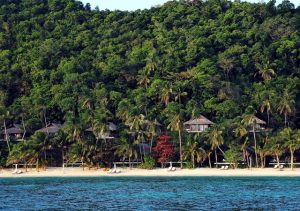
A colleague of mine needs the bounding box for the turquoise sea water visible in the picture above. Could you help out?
[1,177,300,210]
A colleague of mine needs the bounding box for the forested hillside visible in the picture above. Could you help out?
[0,0,299,167]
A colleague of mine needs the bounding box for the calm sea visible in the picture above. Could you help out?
[0,176,300,210]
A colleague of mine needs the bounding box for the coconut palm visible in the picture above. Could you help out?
[234,122,254,168]
[269,135,285,168]
[277,89,295,127]
[137,71,151,89]
[182,138,206,168]
[147,119,160,152]
[256,136,272,168]
[128,114,147,162]
[242,113,259,168]
[207,127,224,167]
[7,132,51,171]
[258,89,275,127]
[255,61,276,81]
[159,82,173,106]
[281,128,300,170]
[114,138,138,169]
[167,114,183,168]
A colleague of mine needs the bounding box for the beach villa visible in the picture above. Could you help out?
[247,116,266,132]
[183,115,214,133]
[0,124,25,141]
[85,122,117,140]
[36,123,64,134]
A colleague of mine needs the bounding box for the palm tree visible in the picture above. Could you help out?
[281,128,300,170]
[234,124,250,167]
[114,138,138,169]
[258,90,275,127]
[256,136,272,168]
[137,72,151,89]
[128,114,147,162]
[208,127,224,168]
[255,61,276,81]
[159,82,173,106]
[1,112,11,153]
[167,114,183,168]
[242,113,259,168]
[182,138,206,168]
[277,89,295,127]
[147,119,159,152]
[116,99,133,122]
[270,135,285,168]
[7,132,51,171]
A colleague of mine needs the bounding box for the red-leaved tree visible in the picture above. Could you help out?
[152,135,175,167]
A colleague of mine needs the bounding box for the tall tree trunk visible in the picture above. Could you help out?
[21,114,26,140]
[260,154,264,168]
[179,129,183,169]
[276,154,280,168]
[208,153,212,168]
[246,155,249,168]
[192,154,195,168]
[217,146,225,156]
[215,149,218,168]
[253,125,258,168]
[284,113,287,128]
[4,120,10,152]
[150,135,154,153]
[62,148,64,168]
[267,110,270,128]
[129,156,131,169]
[290,148,294,170]
[138,138,143,164]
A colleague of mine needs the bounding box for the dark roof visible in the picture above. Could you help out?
[183,115,214,125]
[254,116,266,125]
[36,123,63,134]
[1,124,24,135]
[85,122,117,132]
[127,119,162,127]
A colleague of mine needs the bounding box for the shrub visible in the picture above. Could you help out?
[140,155,156,169]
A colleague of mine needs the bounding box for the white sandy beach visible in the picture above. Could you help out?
[2,167,300,178]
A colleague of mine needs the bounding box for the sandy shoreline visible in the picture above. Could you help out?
[1,167,300,178]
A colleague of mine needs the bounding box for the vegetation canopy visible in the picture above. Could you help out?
[0,0,299,169]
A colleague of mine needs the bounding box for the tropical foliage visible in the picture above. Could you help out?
[0,0,299,169]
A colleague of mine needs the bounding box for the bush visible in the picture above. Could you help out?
[184,161,193,169]
[139,155,156,169]
[224,148,243,169]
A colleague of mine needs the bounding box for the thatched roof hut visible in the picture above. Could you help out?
[183,115,214,133]
[85,122,117,139]
[1,124,24,135]
[253,116,266,125]
[36,123,63,134]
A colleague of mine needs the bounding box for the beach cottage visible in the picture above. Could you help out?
[0,124,25,141]
[85,122,117,140]
[248,116,266,132]
[36,123,63,134]
[183,115,214,133]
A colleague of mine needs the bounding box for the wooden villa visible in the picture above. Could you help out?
[0,124,25,141]
[127,119,162,134]
[183,115,214,133]
[36,123,63,134]
[85,122,117,140]
[248,116,266,132]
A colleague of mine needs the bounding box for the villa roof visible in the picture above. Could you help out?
[127,119,162,127]
[1,124,24,135]
[183,115,214,125]
[36,123,63,134]
[85,122,117,132]
[254,116,266,125]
